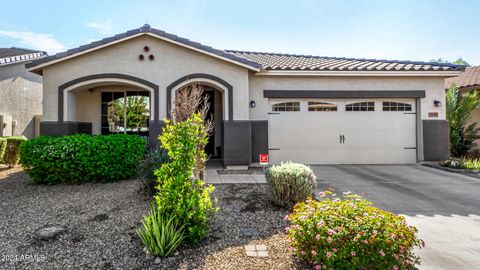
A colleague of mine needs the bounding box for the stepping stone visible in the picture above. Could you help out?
[257,250,269,257]
[36,225,66,240]
[244,244,269,257]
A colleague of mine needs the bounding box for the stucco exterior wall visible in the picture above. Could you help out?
[41,34,250,122]
[0,62,42,138]
[248,75,446,121]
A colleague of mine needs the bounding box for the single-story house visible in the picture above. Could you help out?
[0,47,46,138]
[26,24,464,168]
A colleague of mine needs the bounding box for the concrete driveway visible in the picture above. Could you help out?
[311,164,480,270]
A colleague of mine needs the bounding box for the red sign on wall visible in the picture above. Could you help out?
[260,154,269,165]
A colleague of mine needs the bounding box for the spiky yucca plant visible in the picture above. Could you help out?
[137,207,185,257]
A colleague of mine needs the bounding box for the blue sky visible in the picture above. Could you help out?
[0,0,478,64]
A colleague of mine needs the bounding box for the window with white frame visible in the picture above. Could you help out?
[308,102,337,111]
[345,101,375,111]
[272,102,300,112]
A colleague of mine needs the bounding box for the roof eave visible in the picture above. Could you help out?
[26,30,261,73]
[254,70,464,77]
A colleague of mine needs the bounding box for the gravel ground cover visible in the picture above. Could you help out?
[0,167,308,270]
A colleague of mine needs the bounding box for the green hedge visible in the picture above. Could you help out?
[20,134,146,184]
[1,136,27,167]
[0,137,6,162]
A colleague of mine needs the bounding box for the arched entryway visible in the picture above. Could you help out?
[167,74,232,160]
[48,74,160,144]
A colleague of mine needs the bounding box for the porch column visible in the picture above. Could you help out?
[222,120,252,167]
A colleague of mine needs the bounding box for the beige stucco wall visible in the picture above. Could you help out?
[248,75,446,121]
[41,34,250,122]
[0,62,42,138]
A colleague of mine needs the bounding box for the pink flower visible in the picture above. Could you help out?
[317,221,324,227]
[312,250,317,256]
[380,250,385,257]
[316,234,321,240]
[326,252,332,259]
[393,266,398,270]
[319,192,326,197]
[351,251,356,256]
[284,215,289,221]
[390,233,396,239]
[285,226,290,232]
[394,254,399,260]
[327,236,333,243]
[333,248,337,252]
[300,216,307,221]
[363,240,368,244]
[327,229,335,235]
[300,250,306,255]
[314,265,321,270]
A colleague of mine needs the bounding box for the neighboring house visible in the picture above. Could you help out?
[0,47,46,138]
[26,24,464,167]
[445,65,480,137]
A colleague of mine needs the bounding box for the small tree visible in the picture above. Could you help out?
[154,113,217,242]
[446,84,480,157]
[171,83,213,180]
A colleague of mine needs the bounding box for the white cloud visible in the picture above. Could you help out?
[0,30,66,53]
[86,21,112,35]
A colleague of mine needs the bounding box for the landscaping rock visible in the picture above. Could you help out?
[154,257,161,264]
[36,225,66,240]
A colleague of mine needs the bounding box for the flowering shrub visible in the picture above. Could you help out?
[286,191,423,269]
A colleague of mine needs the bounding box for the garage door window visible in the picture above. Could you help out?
[308,102,337,111]
[345,102,375,111]
[272,102,300,112]
[382,102,412,111]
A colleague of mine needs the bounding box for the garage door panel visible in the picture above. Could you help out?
[268,99,417,164]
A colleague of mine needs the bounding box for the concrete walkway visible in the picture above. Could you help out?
[205,168,266,184]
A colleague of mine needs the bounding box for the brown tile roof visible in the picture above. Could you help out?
[227,50,465,72]
[445,66,480,90]
[26,24,261,70]
[24,24,465,74]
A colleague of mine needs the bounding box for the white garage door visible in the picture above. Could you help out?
[268,99,417,164]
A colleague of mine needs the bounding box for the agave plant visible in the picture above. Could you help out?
[137,207,185,257]
[446,84,480,157]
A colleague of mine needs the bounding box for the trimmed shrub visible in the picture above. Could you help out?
[154,114,217,243]
[286,191,423,269]
[0,137,6,162]
[137,206,185,257]
[1,136,27,167]
[20,134,146,184]
[266,162,316,208]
